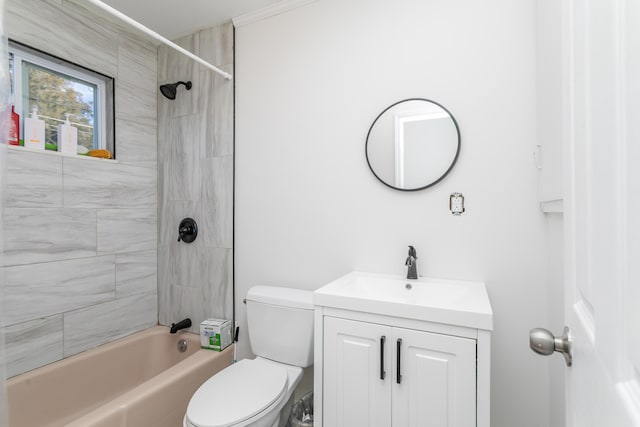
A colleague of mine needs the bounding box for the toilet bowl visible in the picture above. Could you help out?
[184,286,314,427]
[184,358,303,427]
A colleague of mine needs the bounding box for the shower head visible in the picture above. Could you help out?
[159,81,192,100]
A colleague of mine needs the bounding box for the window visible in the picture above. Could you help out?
[9,40,115,155]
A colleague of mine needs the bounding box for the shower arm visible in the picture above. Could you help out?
[83,0,233,81]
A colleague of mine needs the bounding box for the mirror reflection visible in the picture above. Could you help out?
[365,98,460,191]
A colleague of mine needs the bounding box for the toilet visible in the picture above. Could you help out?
[184,286,314,427]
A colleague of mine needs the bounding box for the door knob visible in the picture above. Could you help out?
[529,326,572,367]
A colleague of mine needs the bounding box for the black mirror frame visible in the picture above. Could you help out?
[365,98,461,192]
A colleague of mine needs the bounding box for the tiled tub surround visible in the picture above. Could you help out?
[7,326,233,427]
[157,23,234,333]
[2,0,158,377]
[0,38,8,427]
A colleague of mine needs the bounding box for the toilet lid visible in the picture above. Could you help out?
[186,359,288,427]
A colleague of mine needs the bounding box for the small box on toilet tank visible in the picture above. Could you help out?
[200,319,232,351]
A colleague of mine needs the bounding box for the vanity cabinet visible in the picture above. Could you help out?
[313,271,493,427]
[323,317,476,427]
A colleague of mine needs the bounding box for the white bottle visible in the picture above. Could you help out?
[23,105,45,150]
[57,113,78,155]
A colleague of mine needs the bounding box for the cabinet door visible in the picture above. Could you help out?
[323,317,392,427]
[393,328,476,427]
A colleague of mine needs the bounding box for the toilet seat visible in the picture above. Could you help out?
[185,359,289,427]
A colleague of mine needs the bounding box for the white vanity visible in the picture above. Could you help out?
[313,271,493,427]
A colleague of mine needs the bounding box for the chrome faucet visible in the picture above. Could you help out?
[405,246,418,280]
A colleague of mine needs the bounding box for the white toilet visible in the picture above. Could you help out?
[184,286,314,427]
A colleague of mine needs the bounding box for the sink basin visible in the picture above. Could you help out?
[314,271,493,330]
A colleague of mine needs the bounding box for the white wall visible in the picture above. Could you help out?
[235,0,550,425]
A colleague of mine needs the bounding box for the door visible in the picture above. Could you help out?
[563,0,640,424]
[393,328,476,427]
[323,317,392,427]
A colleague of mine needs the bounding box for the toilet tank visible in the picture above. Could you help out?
[246,286,314,368]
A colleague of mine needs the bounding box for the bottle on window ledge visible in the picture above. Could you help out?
[57,113,78,155]
[24,105,45,150]
[8,97,20,146]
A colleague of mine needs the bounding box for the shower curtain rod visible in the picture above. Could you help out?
[84,0,233,80]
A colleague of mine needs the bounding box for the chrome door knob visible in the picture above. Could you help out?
[529,326,572,367]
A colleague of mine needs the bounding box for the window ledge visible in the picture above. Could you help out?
[8,145,118,163]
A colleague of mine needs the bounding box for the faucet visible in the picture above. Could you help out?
[170,318,192,334]
[405,246,418,280]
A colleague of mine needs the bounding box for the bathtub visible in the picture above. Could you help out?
[7,325,233,427]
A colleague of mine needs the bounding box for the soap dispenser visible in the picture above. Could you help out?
[23,105,45,150]
[57,113,77,155]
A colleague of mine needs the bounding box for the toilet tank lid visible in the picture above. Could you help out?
[246,286,314,310]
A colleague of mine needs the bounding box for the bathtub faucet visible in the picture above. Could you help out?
[170,318,192,334]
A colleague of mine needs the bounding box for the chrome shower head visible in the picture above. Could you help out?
[159,81,192,100]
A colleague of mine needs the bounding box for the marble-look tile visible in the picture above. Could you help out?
[3,208,96,266]
[115,78,157,126]
[199,247,234,320]
[4,0,163,376]
[200,156,233,248]
[212,65,234,156]
[6,150,63,208]
[159,246,233,332]
[157,244,171,326]
[115,117,158,169]
[7,0,119,77]
[4,256,115,326]
[201,156,233,204]
[157,21,234,335]
[159,200,200,245]
[162,34,199,118]
[199,66,234,157]
[167,115,201,202]
[117,34,157,94]
[63,293,157,357]
[165,285,208,334]
[61,0,133,36]
[157,44,170,86]
[97,209,157,254]
[63,158,156,208]
[158,161,168,228]
[170,243,203,288]
[4,316,63,378]
[115,250,157,298]
[167,154,201,204]
[157,99,173,162]
[198,23,233,70]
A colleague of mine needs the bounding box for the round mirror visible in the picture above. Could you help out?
[365,98,460,191]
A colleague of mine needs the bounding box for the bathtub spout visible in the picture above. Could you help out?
[170,318,192,334]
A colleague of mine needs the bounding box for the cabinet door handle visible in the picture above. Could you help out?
[380,336,386,380]
[396,338,402,384]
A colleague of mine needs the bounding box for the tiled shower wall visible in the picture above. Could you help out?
[157,23,234,333]
[0,2,8,418]
[1,0,158,377]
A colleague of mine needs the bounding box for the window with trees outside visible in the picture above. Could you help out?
[9,40,114,156]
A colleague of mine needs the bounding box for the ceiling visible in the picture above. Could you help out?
[100,0,284,40]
